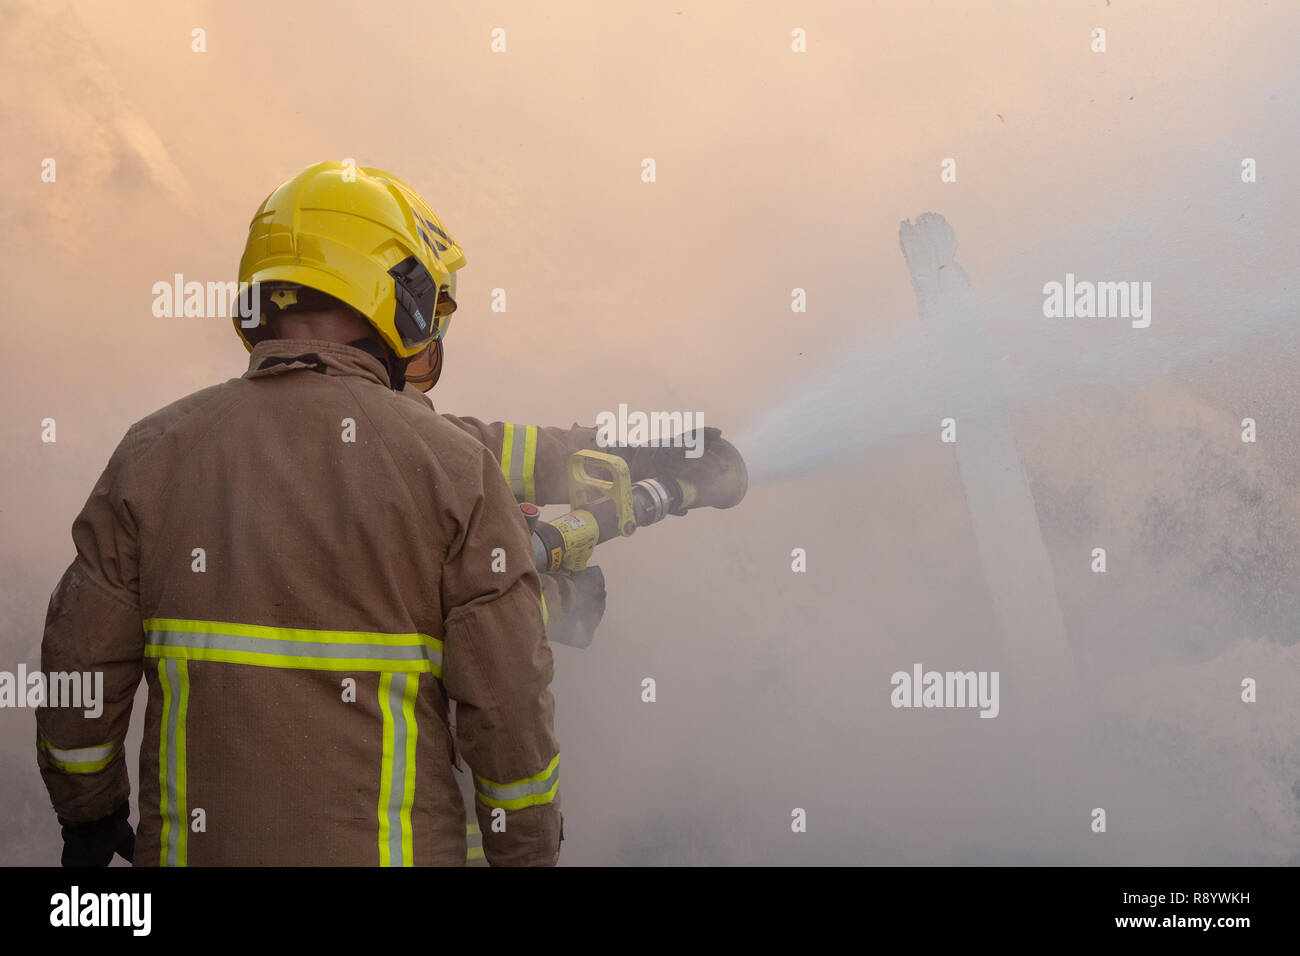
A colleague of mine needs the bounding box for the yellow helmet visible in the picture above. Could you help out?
[235,161,466,360]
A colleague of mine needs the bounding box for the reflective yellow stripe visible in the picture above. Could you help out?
[501,424,518,498]
[378,672,419,866]
[378,674,395,866]
[144,618,441,647]
[466,822,484,862]
[157,658,189,866]
[472,752,560,811]
[501,423,538,503]
[143,618,442,677]
[176,660,190,867]
[158,660,169,866]
[400,672,418,865]
[38,736,122,774]
[522,425,537,504]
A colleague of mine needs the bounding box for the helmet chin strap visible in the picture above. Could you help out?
[346,338,409,392]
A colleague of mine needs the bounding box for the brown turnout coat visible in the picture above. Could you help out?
[37,339,601,866]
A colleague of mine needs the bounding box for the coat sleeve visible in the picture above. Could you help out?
[397,384,603,505]
[439,444,562,866]
[37,430,145,824]
[439,414,601,506]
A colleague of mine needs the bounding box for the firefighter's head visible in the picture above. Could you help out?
[235,160,462,391]
[259,286,374,343]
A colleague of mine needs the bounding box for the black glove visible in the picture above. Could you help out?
[546,566,607,649]
[60,801,135,867]
[568,565,607,635]
[608,426,748,511]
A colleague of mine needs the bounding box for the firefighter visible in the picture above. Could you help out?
[35,160,746,867]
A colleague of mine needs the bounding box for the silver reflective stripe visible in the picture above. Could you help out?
[377,672,419,866]
[474,759,560,803]
[385,673,410,866]
[147,629,433,665]
[160,657,186,868]
[502,423,537,502]
[42,739,120,765]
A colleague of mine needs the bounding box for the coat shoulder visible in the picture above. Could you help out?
[383,387,494,482]
[124,379,245,449]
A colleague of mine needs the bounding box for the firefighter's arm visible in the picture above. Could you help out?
[439,414,601,506]
[438,407,747,512]
[440,445,562,866]
[37,431,144,841]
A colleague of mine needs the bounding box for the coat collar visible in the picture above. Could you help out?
[244,339,392,389]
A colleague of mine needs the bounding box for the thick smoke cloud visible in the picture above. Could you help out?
[2,0,1297,865]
